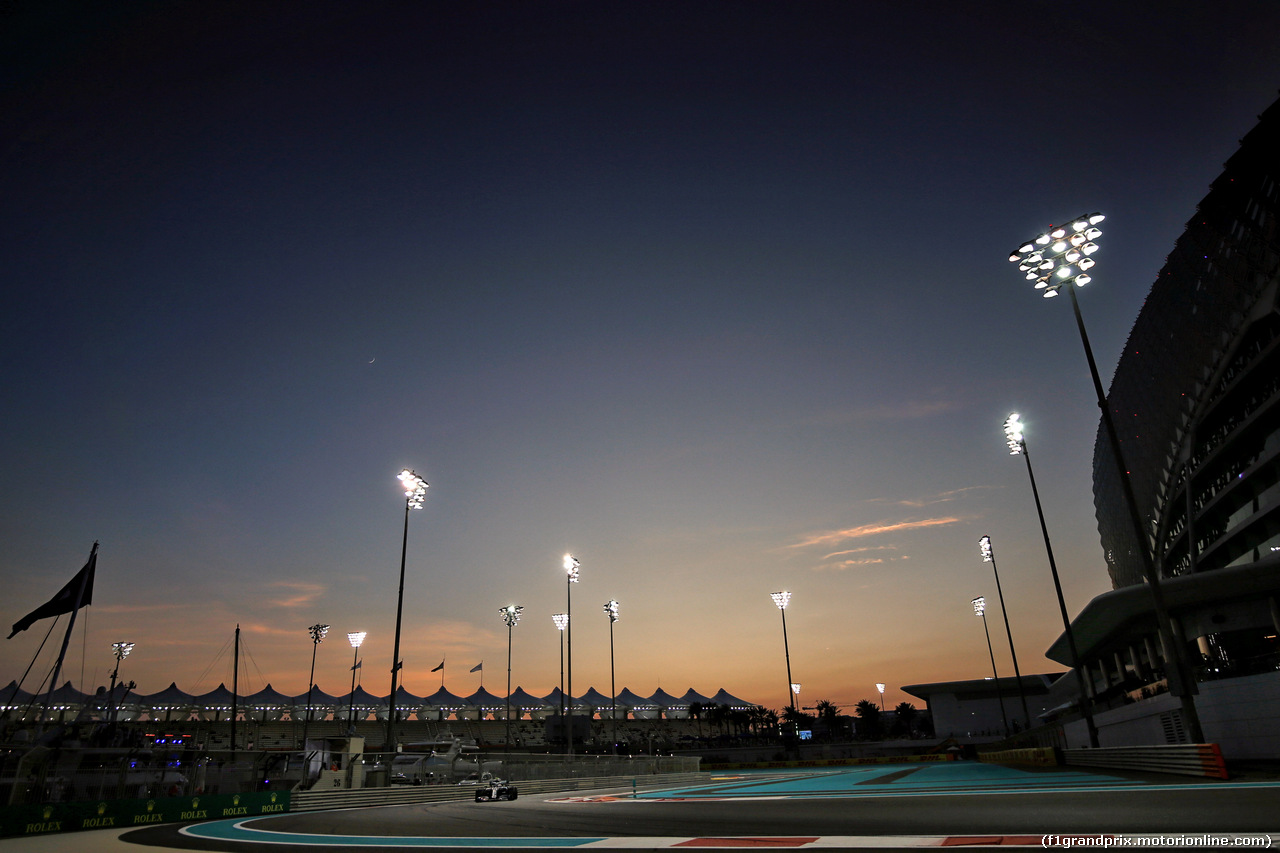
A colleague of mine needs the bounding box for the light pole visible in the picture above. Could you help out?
[771,591,796,722]
[875,682,885,712]
[979,535,1031,731]
[552,612,568,751]
[388,468,427,753]
[563,554,580,756]
[347,631,366,734]
[973,597,1010,737]
[499,605,522,751]
[1004,413,1099,747]
[108,642,134,722]
[303,623,329,752]
[604,599,619,753]
[1009,214,1203,742]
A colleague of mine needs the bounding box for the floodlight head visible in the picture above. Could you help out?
[398,469,428,509]
[112,642,135,661]
[876,683,885,694]
[1009,213,1104,297]
[972,596,986,616]
[791,683,801,695]
[552,613,569,631]
[500,604,523,628]
[604,599,619,622]
[1003,413,1025,455]
[771,591,791,610]
[348,631,367,649]
[309,623,330,644]
[979,535,993,562]
[564,554,580,582]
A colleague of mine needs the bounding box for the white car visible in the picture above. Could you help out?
[474,779,518,802]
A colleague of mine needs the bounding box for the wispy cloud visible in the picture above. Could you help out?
[821,545,898,560]
[790,517,961,549]
[266,581,326,608]
[815,557,886,572]
[869,486,991,508]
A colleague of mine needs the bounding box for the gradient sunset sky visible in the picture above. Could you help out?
[4,1,1280,715]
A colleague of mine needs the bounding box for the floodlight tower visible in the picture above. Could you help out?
[770,592,796,718]
[552,612,568,750]
[604,599,619,752]
[563,554,580,755]
[108,642,134,723]
[1004,413,1098,747]
[388,468,428,752]
[972,597,1010,737]
[499,605,522,751]
[978,535,1031,731]
[347,631,366,733]
[303,623,330,752]
[1008,214,1203,742]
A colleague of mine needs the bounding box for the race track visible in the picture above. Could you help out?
[102,762,1280,851]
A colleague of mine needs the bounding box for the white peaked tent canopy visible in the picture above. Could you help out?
[617,688,659,719]
[648,688,686,718]
[420,686,469,721]
[708,688,754,710]
[191,684,238,721]
[678,688,715,708]
[290,685,344,720]
[136,683,197,722]
[242,684,294,722]
[505,687,549,719]
[339,685,387,721]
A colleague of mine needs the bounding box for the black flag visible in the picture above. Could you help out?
[8,544,97,639]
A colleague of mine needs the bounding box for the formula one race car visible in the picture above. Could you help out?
[474,779,518,802]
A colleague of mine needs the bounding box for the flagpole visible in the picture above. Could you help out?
[42,543,97,727]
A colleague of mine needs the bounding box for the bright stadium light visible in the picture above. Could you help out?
[1009,212,1204,745]
[303,623,330,751]
[604,599,620,752]
[1007,213,1103,299]
[107,642,135,723]
[971,597,1010,736]
[388,468,428,751]
[978,536,1030,729]
[1000,412,1099,747]
[346,631,366,732]
[553,612,568,746]
[562,555,580,755]
[500,605,523,751]
[771,592,797,717]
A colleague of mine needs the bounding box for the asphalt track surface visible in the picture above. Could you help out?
[12,763,1280,852]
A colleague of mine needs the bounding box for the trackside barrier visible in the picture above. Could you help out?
[702,753,956,771]
[1062,744,1228,780]
[975,747,1058,767]
[291,772,712,812]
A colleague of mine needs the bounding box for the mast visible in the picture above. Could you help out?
[231,624,240,754]
[43,542,97,728]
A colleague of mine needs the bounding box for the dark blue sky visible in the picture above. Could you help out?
[3,1,1279,710]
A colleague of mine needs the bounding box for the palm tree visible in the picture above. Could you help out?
[894,701,918,737]
[854,699,881,740]
[814,699,840,737]
[688,702,703,738]
[781,704,813,736]
[707,703,729,737]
